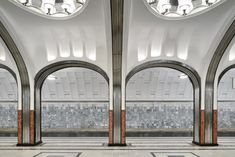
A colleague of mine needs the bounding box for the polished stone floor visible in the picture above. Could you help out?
[0,137,235,157]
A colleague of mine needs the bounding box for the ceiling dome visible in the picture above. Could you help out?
[10,0,88,19]
[144,0,225,19]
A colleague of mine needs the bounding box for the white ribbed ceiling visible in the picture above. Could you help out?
[0,67,235,101]
[126,68,193,101]
[41,68,109,100]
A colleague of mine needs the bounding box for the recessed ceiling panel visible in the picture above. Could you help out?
[9,0,88,19]
[144,0,226,19]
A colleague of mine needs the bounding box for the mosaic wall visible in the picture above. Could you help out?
[42,102,109,129]
[0,102,235,131]
[126,102,193,129]
[218,102,235,129]
[0,103,17,128]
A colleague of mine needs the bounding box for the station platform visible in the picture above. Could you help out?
[0,137,235,157]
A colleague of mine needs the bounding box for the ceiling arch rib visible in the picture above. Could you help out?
[0,21,30,145]
[205,20,235,144]
[126,60,200,91]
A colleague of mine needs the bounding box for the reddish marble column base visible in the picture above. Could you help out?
[121,110,126,145]
[108,110,127,146]
[17,110,42,146]
[193,110,218,146]
[200,110,205,145]
[30,110,35,145]
[17,110,23,145]
[213,110,218,145]
[108,110,113,145]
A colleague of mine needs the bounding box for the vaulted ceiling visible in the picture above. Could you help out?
[0,0,235,103]
[123,0,235,77]
[126,68,193,101]
[41,68,109,101]
[1,67,235,101]
[0,0,112,76]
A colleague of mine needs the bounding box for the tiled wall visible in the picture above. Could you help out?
[0,102,235,130]
[0,104,17,128]
[41,103,109,129]
[126,102,193,129]
[218,102,235,129]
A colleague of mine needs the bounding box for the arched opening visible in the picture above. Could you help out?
[0,65,17,141]
[41,67,109,138]
[218,67,235,138]
[126,68,193,137]
[125,60,201,144]
[34,61,109,145]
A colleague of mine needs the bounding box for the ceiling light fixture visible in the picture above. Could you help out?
[178,0,193,15]
[145,0,222,18]
[42,0,56,15]
[47,74,57,80]
[13,0,87,18]
[18,0,29,6]
[179,73,188,79]
[61,0,75,14]
[206,0,217,5]
[157,0,171,15]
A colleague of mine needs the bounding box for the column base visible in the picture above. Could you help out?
[192,141,218,146]
[108,143,127,146]
[17,141,42,146]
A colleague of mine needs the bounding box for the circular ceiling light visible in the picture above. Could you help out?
[10,0,88,19]
[144,0,225,19]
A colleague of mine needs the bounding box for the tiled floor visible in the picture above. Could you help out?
[0,137,235,157]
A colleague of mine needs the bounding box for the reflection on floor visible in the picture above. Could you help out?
[0,137,235,157]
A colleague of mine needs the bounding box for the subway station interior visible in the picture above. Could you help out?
[0,0,235,157]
